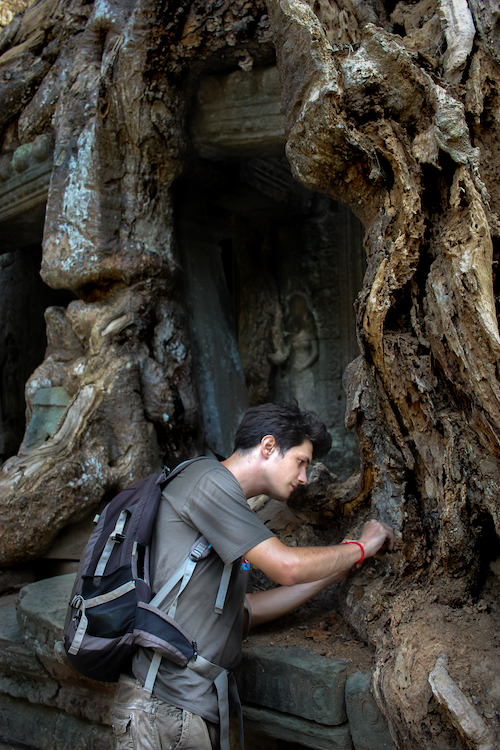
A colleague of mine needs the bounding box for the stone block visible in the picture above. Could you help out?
[345,672,396,750]
[0,599,60,706]
[0,641,58,706]
[190,66,285,159]
[236,645,350,725]
[53,681,114,727]
[241,706,353,750]
[0,693,113,750]
[16,573,75,648]
[12,577,116,724]
[0,598,21,644]
[41,649,115,725]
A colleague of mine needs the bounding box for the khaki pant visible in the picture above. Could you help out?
[112,675,218,750]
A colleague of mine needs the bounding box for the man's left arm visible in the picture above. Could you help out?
[244,518,395,629]
[245,567,349,630]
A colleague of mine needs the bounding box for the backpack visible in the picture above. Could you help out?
[63,458,243,750]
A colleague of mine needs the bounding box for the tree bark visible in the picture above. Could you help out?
[267,0,500,746]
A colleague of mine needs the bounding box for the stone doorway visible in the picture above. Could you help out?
[176,154,365,478]
[182,66,367,476]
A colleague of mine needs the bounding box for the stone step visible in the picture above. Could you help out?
[235,644,351,726]
[0,584,115,730]
[241,706,352,750]
[0,575,395,750]
[0,693,113,750]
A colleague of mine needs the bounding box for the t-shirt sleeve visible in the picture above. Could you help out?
[178,465,274,564]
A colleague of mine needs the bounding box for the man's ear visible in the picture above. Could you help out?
[260,435,277,458]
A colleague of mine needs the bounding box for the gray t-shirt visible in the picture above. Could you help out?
[132,457,274,723]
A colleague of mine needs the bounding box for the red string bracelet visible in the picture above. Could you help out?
[341,540,365,563]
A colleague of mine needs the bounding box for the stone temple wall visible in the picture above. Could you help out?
[185,66,365,477]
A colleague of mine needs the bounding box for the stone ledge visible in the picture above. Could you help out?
[235,644,350,725]
[3,579,115,727]
[0,134,53,223]
[0,638,59,707]
[2,575,395,750]
[241,706,352,750]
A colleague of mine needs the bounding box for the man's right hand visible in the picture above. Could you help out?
[357,519,395,558]
[245,518,395,586]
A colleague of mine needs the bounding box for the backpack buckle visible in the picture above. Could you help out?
[190,541,211,561]
[157,465,171,485]
[110,532,126,543]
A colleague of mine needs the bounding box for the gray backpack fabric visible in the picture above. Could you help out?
[62,458,241,750]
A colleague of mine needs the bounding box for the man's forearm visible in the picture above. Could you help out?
[245,537,363,585]
[246,568,349,628]
[245,520,394,586]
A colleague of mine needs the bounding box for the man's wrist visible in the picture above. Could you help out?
[340,540,365,563]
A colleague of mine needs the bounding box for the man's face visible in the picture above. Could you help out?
[265,438,313,502]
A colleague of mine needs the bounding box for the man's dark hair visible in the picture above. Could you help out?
[233,402,331,460]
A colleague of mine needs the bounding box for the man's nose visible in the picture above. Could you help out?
[298,468,308,485]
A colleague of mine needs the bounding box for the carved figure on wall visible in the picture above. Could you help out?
[270,293,319,412]
[233,219,284,407]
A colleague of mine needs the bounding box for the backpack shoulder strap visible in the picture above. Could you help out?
[149,536,211,612]
[158,455,210,488]
[156,456,233,617]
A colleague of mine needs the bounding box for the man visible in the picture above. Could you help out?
[112,402,394,749]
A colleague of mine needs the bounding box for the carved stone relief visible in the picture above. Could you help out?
[190,66,286,159]
[0,132,52,223]
[272,292,319,412]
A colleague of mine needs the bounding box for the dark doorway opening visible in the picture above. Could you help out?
[176,156,365,478]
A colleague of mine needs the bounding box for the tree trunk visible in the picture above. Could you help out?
[267,0,500,746]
